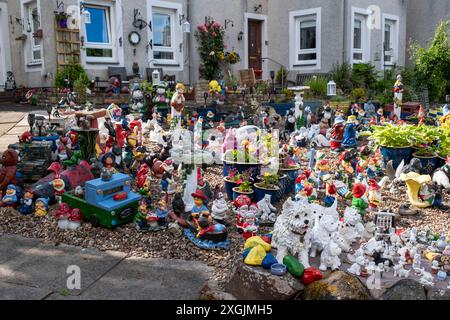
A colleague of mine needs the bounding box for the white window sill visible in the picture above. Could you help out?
[86,61,120,65]
[293,62,317,67]
[27,62,42,67]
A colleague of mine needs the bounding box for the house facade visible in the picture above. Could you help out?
[0,0,447,90]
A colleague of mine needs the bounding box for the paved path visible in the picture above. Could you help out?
[0,234,213,300]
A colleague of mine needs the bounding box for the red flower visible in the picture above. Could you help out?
[211,32,217,37]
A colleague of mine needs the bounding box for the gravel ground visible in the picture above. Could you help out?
[1,147,449,289]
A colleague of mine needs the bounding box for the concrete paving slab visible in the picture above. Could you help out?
[16,117,31,128]
[0,112,26,124]
[6,126,29,136]
[70,257,213,300]
[0,242,126,296]
[0,124,15,136]
[0,234,41,264]
[0,135,20,151]
[0,281,52,300]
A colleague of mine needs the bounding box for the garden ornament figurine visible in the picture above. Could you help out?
[401,172,442,208]
[211,192,229,224]
[1,184,18,207]
[0,148,19,192]
[135,199,150,232]
[319,234,342,271]
[393,74,404,120]
[242,212,258,239]
[310,201,340,258]
[170,83,186,128]
[34,198,49,217]
[367,179,381,211]
[330,116,345,152]
[341,116,358,149]
[68,208,82,230]
[18,191,34,215]
[347,255,366,276]
[432,157,450,191]
[51,174,66,204]
[55,203,71,230]
[352,183,368,216]
[257,194,277,224]
[272,198,314,268]
[155,200,169,226]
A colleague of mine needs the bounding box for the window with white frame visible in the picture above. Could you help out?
[24,1,42,65]
[150,2,181,66]
[383,17,398,65]
[83,4,114,61]
[352,10,370,63]
[289,8,321,68]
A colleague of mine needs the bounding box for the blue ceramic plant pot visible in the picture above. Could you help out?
[254,183,280,205]
[380,145,412,169]
[279,167,300,194]
[222,160,262,180]
[436,155,447,168]
[223,177,238,200]
[232,187,254,201]
[413,152,438,175]
[277,174,288,198]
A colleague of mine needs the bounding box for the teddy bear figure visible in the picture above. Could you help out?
[0,149,19,192]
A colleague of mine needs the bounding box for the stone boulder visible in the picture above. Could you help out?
[382,279,427,300]
[199,280,237,300]
[426,288,450,300]
[302,271,372,300]
[225,260,304,300]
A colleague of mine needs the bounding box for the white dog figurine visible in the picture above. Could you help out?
[347,255,366,276]
[319,235,342,271]
[272,198,314,268]
[310,201,340,258]
[257,194,277,223]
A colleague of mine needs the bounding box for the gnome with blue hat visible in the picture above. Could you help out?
[1,184,18,206]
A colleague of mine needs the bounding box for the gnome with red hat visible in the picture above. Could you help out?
[191,189,209,219]
[351,183,368,216]
[367,179,381,211]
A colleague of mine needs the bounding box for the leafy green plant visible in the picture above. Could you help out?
[276,66,288,84]
[54,63,89,89]
[224,70,239,90]
[305,76,327,97]
[370,124,418,148]
[195,20,226,80]
[281,88,294,100]
[236,180,253,193]
[351,87,366,101]
[255,81,270,94]
[73,75,88,103]
[409,20,450,102]
[329,62,353,94]
[257,172,280,189]
[140,80,153,92]
[351,63,378,90]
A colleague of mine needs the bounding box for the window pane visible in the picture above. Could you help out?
[31,8,41,46]
[300,19,316,49]
[86,48,113,58]
[154,51,174,60]
[33,50,41,61]
[354,19,362,49]
[385,24,391,51]
[85,7,110,44]
[153,13,172,47]
[298,53,316,61]
[353,53,363,60]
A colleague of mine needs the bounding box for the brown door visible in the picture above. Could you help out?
[248,20,262,79]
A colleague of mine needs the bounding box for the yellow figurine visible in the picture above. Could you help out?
[34,198,49,217]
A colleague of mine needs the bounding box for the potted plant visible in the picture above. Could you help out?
[55,12,70,29]
[370,124,418,169]
[413,146,438,175]
[223,168,253,200]
[278,153,301,193]
[232,180,254,200]
[254,172,281,204]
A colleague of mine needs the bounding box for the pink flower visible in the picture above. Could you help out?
[211,32,217,37]
[212,21,221,29]
[197,24,208,33]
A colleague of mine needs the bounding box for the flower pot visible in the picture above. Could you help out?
[279,167,300,193]
[436,155,447,168]
[254,183,280,205]
[277,174,288,196]
[380,145,412,169]
[412,152,438,175]
[223,177,238,200]
[232,187,254,201]
[222,160,262,180]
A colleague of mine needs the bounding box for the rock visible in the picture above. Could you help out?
[426,288,450,300]
[226,260,304,300]
[199,280,237,300]
[262,253,277,269]
[302,271,372,300]
[382,279,427,300]
[283,255,304,278]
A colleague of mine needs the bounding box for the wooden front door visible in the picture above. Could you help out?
[248,20,262,79]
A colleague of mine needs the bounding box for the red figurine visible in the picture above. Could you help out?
[0,149,19,191]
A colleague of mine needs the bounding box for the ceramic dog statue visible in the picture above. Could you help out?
[319,234,342,271]
[272,198,314,268]
[257,194,277,223]
[309,201,340,258]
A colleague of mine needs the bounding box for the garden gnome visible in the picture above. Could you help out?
[34,198,49,217]
[352,183,368,216]
[51,174,66,204]
[367,179,381,211]
[19,191,34,215]
[191,189,209,218]
[342,116,358,149]
[330,116,345,152]
[1,184,18,207]
[211,192,229,224]
[135,199,149,231]
[242,212,258,239]
[393,74,404,120]
[170,83,186,128]
[68,208,82,230]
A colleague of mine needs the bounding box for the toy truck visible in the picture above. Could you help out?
[62,173,141,229]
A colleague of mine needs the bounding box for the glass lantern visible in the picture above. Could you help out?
[327,80,336,96]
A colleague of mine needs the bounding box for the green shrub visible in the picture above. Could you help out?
[351,63,378,90]
[276,66,288,84]
[329,62,353,94]
[54,63,89,88]
[73,75,88,103]
[305,76,328,97]
[351,87,366,101]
